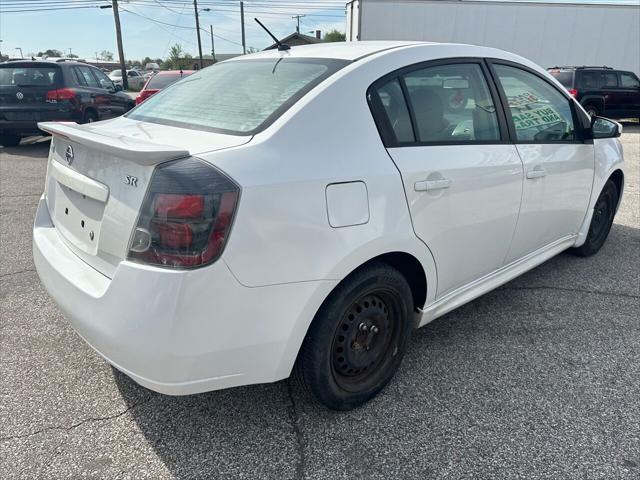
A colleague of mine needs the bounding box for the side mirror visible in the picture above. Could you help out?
[114,84,123,92]
[591,116,621,139]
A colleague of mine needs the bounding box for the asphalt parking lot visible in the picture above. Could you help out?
[1,127,639,479]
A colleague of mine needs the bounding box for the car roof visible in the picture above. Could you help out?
[226,41,547,67]
[0,60,83,67]
[228,41,427,61]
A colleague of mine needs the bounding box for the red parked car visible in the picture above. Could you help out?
[135,70,195,104]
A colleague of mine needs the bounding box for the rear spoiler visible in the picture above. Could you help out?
[38,122,190,165]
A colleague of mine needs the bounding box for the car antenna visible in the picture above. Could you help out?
[254,18,290,51]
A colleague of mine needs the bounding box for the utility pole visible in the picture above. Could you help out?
[292,14,305,33]
[68,48,73,58]
[111,1,128,89]
[240,1,246,54]
[210,25,216,63]
[193,0,204,69]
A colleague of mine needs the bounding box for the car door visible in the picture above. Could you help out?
[618,71,640,117]
[74,65,113,119]
[91,68,129,116]
[489,61,594,263]
[369,60,523,298]
[601,70,622,116]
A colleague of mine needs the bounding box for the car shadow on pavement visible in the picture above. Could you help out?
[1,137,51,158]
[112,221,639,479]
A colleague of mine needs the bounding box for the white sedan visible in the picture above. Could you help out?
[34,42,624,410]
[108,69,146,90]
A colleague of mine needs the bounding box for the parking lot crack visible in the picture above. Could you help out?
[0,395,154,443]
[0,268,36,279]
[286,382,306,480]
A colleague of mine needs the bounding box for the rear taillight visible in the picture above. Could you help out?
[127,157,239,269]
[567,88,578,98]
[46,88,76,103]
[135,89,159,104]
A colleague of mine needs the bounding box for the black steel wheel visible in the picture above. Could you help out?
[295,262,413,410]
[571,179,618,257]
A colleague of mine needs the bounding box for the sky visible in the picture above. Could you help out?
[0,1,348,61]
[1,0,638,62]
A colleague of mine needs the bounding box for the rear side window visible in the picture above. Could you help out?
[548,70,574,88]
[494,64,576,142]
[147,72,193,90]
[128,58,348,135]
[372,78,415,143]
[620,72,640,88]
[0,66,60,86]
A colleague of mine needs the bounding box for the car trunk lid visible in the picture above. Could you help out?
[39,119,250,278]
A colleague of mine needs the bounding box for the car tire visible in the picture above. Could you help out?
[584,104,600,117]
[570,179,618,257]
[0,133,21,147]
[83,111,98,124]
[295,262,414,410]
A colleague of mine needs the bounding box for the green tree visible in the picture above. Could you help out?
[165,44,193,70]
[37,49,63,57]
[100,50,114,61]
[323,29,346,42]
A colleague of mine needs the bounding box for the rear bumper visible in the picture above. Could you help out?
[0,110,78,135]
[33,196,336,395]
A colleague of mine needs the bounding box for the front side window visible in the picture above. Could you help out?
[603,72,618,87]
[494,64,576,142]
[128,58,347,135]
[77,66,100,88]
[620,72,640,88]
[92,69,113,89]
[579,71,601,89]
[402,63,500,142]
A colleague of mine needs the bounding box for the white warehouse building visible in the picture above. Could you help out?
[346,0,640,74]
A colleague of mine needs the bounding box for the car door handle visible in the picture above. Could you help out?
[526,168,547,179]
[414,178,452,191]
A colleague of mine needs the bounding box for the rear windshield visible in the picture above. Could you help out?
[0,65,61,87]
[147,72,193,89]
[548,70,574,88]
[127,58,349,135]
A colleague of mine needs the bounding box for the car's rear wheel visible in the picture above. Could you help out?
[584,104,599,117]
[0,133,21,147]
[571,179,618,257]
[83,111,98,124]
[295,262,413,410]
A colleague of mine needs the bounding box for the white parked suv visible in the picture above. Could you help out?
[34,42,625,410]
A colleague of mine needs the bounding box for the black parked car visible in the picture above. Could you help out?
[0,60,135,146]
[548,66,640,119]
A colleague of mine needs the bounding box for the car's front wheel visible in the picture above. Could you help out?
[295,262,414,410]
[571,179,618,257]
[0,133,21,147]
